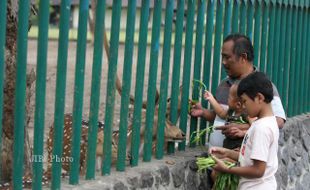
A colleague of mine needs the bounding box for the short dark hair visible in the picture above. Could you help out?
[224,33,254,62]
[237,72,273,103]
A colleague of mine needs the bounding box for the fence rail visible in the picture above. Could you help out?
[0,0,309,189]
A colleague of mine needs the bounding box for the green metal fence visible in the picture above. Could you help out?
[0,0,309,189]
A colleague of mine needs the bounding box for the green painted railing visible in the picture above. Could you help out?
[190,0,206,148]
[0,0,309,189]
[13,0,30,189]
[33,0,49,189]
[179,0,195,151]
[167,0,185,154]
[143,0,162,161]
[130,0,150,166]
[70,0,90,184]
[102,0,122,175]
[0,0,7,183]
[117,0,137,171]
[51,0,71,188]
[156,0,174,159]
[85,0,106,180]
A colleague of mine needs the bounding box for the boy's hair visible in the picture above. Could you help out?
[237,72,273,103]
[223,33,254,62]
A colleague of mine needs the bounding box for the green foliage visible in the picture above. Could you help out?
[190,126,214,145]
[196,156,240,190]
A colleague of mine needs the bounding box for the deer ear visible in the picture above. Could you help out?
[166,120,173,126]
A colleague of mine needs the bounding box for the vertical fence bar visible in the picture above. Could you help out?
[253,0,261,67]
[117,0,137,171]
[271,2,281,84]
[13,0,30,189]
[156,0,174,158]
[102,0,122,175]
[282,3,292,111]
[0,0,7,181]
[200,0,215,146]
[189,0,206,147]
[52,0,71,188]
[304,6,309,113]
[300,8,308,113]
[260,1,269,72]
[130,0,150,166]
[246,0,254,39]
[211,0,224,94]
[232,0,240,33]
[239,0,247,34]
[266,2,276,78]
[288,5,298,116]
[293,7,303,115]
[277,4,287,98]
[143,0,162,161]
[178,0,195,151]
[306,8,310,112]
[221,0,232,79]
[85,0,106,179]
[32,0,49,189]
[168,0,185,154]
[224,0,232,37]
[70,0,90,184]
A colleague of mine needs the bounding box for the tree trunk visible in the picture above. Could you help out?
[1,0,35,182]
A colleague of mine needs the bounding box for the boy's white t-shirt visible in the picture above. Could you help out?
[238,116,279,190]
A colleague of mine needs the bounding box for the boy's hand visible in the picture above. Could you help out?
[209,147,228,159]
[203,90,214,101]
[211,155,228,172]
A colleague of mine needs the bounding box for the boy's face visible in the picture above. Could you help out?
[240,93,260,118]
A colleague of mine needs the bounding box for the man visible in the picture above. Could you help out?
[191,34,286,146]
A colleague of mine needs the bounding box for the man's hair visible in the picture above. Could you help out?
[237,72,273,103]
[224,33,254,62]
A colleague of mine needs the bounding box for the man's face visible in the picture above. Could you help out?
[221,40,242,79]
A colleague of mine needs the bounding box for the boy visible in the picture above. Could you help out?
[209,72,279,189]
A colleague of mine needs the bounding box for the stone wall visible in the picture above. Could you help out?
[60,114,310,190]
[276,114,310,190]
[60,148,212,190]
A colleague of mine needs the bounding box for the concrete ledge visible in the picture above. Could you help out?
[59,148,210,190]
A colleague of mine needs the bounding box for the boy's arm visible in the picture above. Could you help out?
[209,147,239,161]
[213,157,266,179]
[203,91,228,119]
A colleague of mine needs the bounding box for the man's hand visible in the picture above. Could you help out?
[215,123,249,138]
[190,102,204,117]
[189,102,216,121]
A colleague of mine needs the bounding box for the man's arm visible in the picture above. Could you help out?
[190,103,216,122]
[276,116,285,129]
[202,108,216,121]
[216,123,250,138]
